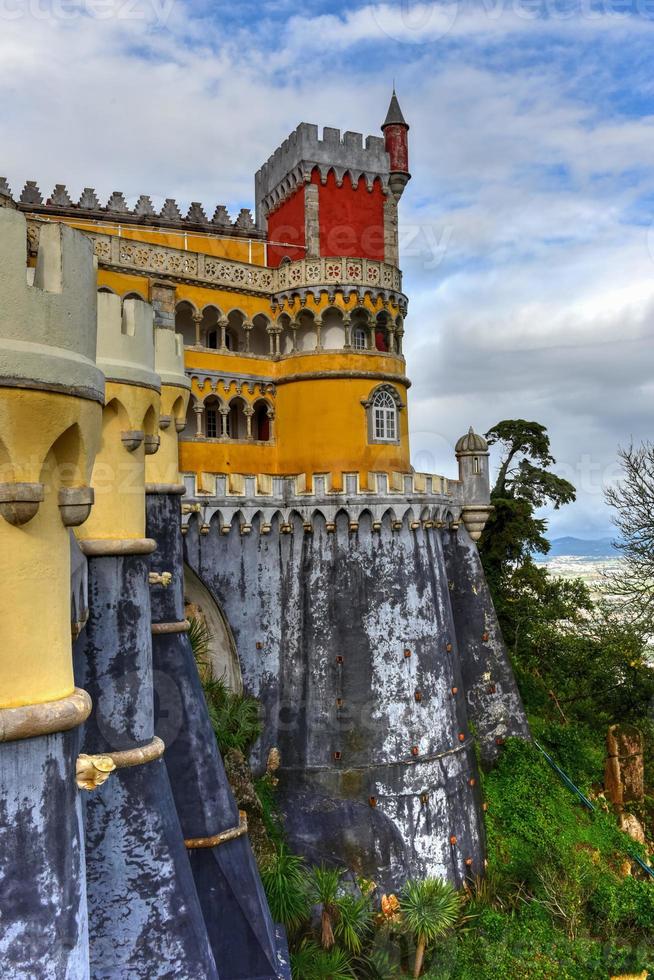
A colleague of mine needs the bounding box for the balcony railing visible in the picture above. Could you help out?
[25,219,405,303]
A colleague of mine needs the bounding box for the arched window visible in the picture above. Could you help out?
[353,327,367,350]
[375,325,389,352]
[253,400,271,441]
[372,389,397,442]
[205,398,220,439]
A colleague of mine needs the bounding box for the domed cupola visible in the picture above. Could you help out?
[455,426,488,456]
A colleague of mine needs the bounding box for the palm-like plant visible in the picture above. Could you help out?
[187,615,212,664]
[399,878,461,978]
[259,845,310,934]
[290,938,356,980]
[309,865,342,949]
[333,893,374,955]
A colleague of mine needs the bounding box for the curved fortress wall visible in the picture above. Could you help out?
[184,500,529,890]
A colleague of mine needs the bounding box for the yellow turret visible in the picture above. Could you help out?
[77,291,160,547]
[145,327,190,491]
[0,208,103,708]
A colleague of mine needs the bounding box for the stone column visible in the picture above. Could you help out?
[75,292,217,980]
[267,325,275,357]
[245,406,255,440]
[219,316,229,352]
[194,403,204,437]
[304,183,320,258]
[0,209,104,977]
[220,407,229,438]
[290,321,299,353]
[274,328,282,357]
[314,316,322,351]
[192,312,203,348]
[243,319,253,353]
[343,314,352,349]
[145,344,288,979]
[388,324,397,354]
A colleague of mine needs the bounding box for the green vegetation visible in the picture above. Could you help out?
[189,615,262,756]
[193,425,654,977]
[399,879,461,977]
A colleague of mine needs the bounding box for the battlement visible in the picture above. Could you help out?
[96,291,159,391]
[255,123,391,225]
[1,177,262,240]
[0,206,104,402]
[154,328,190,391]
[180,469,469,536]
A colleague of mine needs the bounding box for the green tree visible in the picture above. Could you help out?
[605,441,654,631]
[399,878,461,977]
[479,420,576,588]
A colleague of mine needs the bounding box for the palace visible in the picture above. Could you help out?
[6,93,412,492]
[0,93,529,978]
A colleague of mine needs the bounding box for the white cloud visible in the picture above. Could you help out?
[0,0,651,534]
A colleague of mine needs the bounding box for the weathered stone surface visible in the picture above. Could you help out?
[605,724,644,805]
[74,553,218,980]
[223,748,276,865]
[442,528,530,764]
[0,729,89,980]
[147,491,288,979]
[618,812,646,845]
[183,512,526,889]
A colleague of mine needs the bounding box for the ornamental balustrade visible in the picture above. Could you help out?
[26,220,405,303]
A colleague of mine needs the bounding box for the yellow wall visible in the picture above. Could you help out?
[28,215,267,265]
[78,381,159,541]
[0,388,101,707]
[145,384,189,487]
[34,220,411,486]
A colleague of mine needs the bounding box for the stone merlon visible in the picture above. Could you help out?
[255,123,391,226]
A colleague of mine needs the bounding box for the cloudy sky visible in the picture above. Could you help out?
[2,0,652,538]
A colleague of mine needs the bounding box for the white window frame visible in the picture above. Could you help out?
[371,389,398,443]
[353,326,367,350]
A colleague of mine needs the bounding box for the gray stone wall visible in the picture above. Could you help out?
[184,510,528,888]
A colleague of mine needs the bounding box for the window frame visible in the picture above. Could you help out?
[365,385,402,445]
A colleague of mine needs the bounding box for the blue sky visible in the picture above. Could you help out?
[1,0,653,538]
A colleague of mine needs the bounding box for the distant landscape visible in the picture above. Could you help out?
[540,536,620,559]
[536,537,622,598]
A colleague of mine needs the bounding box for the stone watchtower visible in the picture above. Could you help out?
[256,91,409,270]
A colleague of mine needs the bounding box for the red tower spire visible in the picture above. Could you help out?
[382,89,411,201]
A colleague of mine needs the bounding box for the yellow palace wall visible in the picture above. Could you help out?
[57,237,409,487]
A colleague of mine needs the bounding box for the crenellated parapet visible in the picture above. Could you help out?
[255,124,390,226]
[3,177,262,239]
[179,467,493,539]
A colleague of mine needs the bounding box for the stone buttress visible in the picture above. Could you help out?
[145,328,290,979]
[182,462,529,891]
[74,292,218,978]
[0,207,103,978]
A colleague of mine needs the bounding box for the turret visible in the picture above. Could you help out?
[455,427,492,541]
[382,90,411,201]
